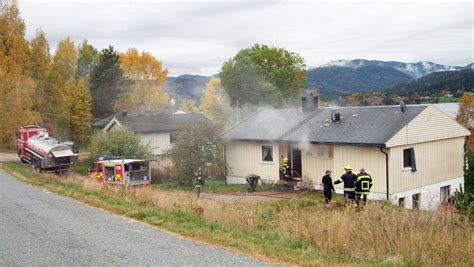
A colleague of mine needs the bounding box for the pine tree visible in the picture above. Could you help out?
[0,1,37,146]
[90,45,123,118]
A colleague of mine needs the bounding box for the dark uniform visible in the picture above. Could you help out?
[195,169,205,198]
[322,174,335,204]
[355,171,373,209]
[335,172,357,203]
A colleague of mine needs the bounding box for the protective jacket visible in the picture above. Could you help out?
[355,173,373,195]
[335,172,357,192]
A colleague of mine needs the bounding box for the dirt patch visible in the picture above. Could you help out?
[0,152,19,163]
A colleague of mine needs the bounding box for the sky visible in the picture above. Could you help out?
[18,0,473,76]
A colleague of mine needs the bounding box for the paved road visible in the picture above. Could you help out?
[0,170,270,266]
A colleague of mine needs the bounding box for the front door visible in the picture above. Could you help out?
[291,147,302,178]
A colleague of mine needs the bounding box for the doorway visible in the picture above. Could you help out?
[291,147,302,178]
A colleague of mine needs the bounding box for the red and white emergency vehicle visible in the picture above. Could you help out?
[88,158,151,186]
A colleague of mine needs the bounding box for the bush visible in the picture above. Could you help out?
[167,122,225,185]
[453,185,474,216]
[89,128,152,159]
[465,151,474,194]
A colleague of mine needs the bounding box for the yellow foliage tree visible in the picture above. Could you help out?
[117,48,169,110]
[66,77,92,143]
[180,99,199,113]
[457,92,474,150]
[200,78,225,122]
[29,29,51,119]
[48,37,78,138]
[0,1,37,146]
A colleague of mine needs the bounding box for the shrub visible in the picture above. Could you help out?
[89,128,152,159]
[167,122,225,185]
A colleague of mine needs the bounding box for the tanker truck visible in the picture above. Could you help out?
[16,125,79,173]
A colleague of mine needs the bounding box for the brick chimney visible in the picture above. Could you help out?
[301,92,318,113]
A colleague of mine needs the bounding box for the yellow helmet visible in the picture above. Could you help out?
[283,157,289,163]
[344,165,352,171]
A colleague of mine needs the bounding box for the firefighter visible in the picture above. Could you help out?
[195,167,205,198]
[334,165,357,206]
[321,170,335,205]
[355,168,373,210]
[280,156,291,180]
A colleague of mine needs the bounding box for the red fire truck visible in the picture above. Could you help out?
[16,125,78,172]
[88,158,151,186]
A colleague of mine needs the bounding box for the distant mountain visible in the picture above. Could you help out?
[305,65,412,98]
[164,74,211,103]
[387,69,474,96]
[322,59,468,78]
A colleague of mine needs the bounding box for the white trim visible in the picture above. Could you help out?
[103,117,123,132]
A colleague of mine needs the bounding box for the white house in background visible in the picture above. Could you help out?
[221,96,470,211]
[92,109,209,156]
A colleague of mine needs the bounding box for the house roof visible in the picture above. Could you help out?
[92,109,183,129]
[221,105,429,146]
[94,110,209,133]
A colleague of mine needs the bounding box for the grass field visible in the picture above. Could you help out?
[2,162,473,266]
[153,179,275,193]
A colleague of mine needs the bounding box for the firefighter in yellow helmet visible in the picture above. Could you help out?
[280,156,291,180]
[334,165,358,206]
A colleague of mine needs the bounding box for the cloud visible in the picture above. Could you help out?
[18,1,473,75]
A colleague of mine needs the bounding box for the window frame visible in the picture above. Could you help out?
[403,147,417,172]
[261,145,274,163]
[169,132,178,144]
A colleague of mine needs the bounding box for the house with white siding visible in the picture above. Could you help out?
[92,109,209,156]
[221,96,470,210]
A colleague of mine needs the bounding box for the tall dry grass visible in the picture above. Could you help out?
[43,173,474,265]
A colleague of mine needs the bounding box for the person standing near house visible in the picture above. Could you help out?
[195,167,205,198]
[334,165,357,206]
[322,170,335,205]
[355,168,373,210]
[280,156,291,180]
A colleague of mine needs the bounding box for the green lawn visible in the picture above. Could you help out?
[152,178,275,193]
[438,97,460,103]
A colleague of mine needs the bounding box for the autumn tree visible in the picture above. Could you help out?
[220,44,306,107]
[457,92,474,150]
[47,37,78,137]
[200,78,225,122]
[29,29,51,117]
[116,48,169,111]
[90,45,123,118]
[67,78,92,143]
[180,99,199,113]
[0,1,37,146]
[76,40,98,79]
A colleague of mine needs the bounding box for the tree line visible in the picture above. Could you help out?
[0,1,310,147]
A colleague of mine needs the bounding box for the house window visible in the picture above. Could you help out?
[412,193,420,209]
[398,197,405,207]
[170,132,178,144]
[305,145,334,158]
[403,148,417,171]
[440,185,451,203]
[262,145,274,162]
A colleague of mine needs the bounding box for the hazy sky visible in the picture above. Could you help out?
[18,0,473,76]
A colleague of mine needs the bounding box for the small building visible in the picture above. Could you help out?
[221,96,470,210]
[92,109,209,156]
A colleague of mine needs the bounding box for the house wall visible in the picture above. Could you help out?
[388,137,466,193]
[301,144,387,196]
[225,141,280,184]
[386,105,470,147]
[140,132,173,156]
